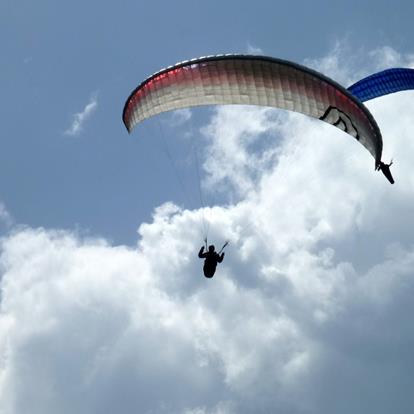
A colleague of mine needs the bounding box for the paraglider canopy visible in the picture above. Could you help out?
[348,68,414,102]
[123,54,383,170]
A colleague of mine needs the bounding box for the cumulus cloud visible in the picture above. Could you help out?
[167,108,193,126]
[64,93,98,136]
[200,105,284,198]
[0,203,13,230]
[246,43,264,55]
[1,46,414,414]
[305,42,414,86]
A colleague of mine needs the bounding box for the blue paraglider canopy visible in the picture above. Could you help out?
[348,68,414,102]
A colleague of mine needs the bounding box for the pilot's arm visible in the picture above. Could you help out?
[198,246,207,258]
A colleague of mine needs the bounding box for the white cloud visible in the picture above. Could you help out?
[64,93,98,136]
[167,108,193,126]
[246,43,264,55]
[304,41,357,85]
[200,106,285,198]
[305,41,414,86]
[2,46,414,413]
[0,203,13,229]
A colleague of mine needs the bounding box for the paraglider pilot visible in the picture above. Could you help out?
[377,160,394,184]
[199,241,225,278]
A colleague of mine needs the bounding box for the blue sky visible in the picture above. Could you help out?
[2,0,414,244]
[1,1,414,413]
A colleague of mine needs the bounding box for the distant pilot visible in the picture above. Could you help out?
[198,244,225,278]
[377,160,394,184]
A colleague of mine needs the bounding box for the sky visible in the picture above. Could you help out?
[1,1,414,413]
